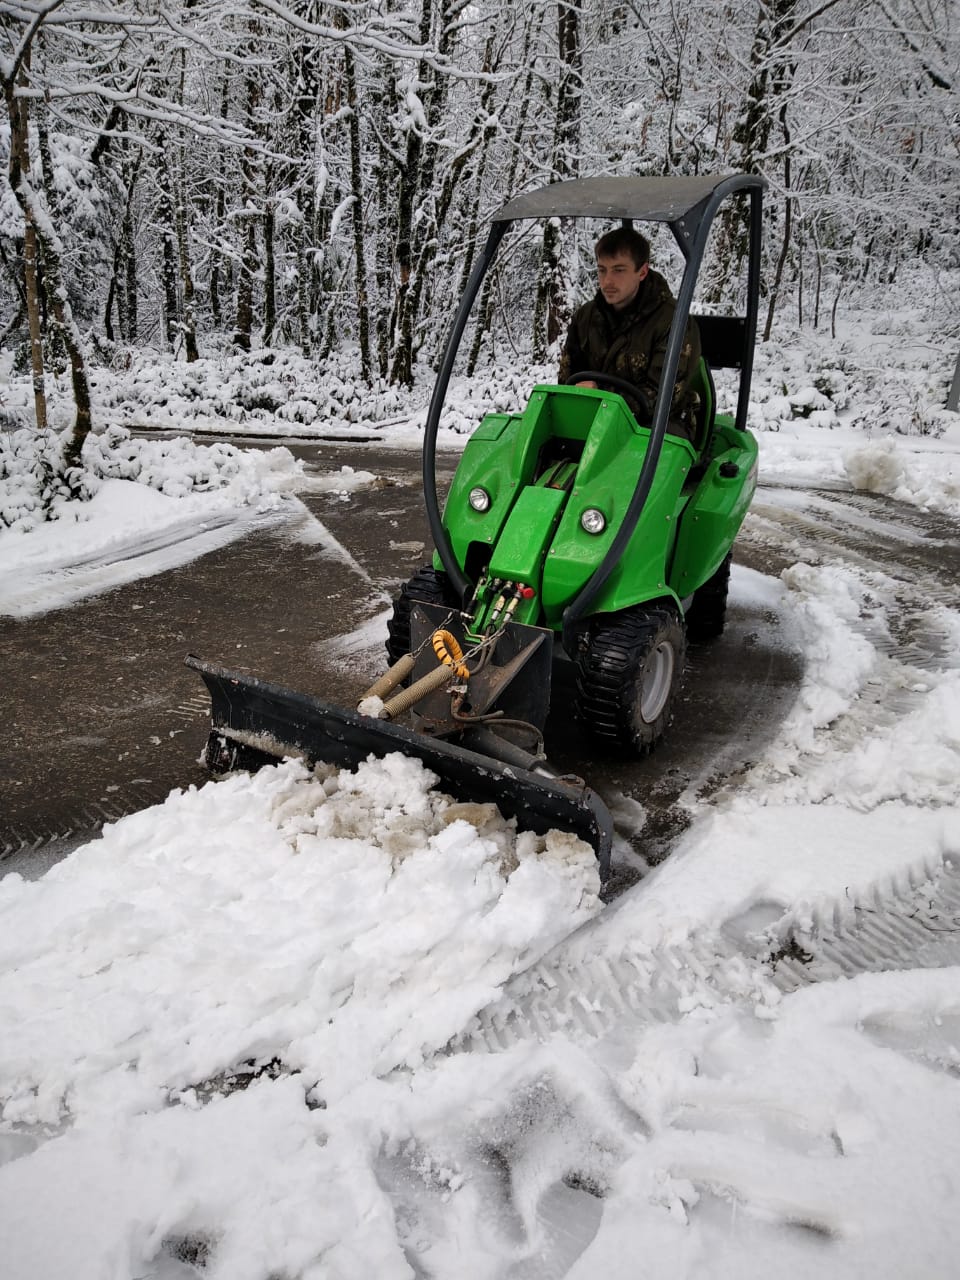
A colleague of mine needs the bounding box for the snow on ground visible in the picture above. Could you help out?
[2,541,960,1278]
[3,306,960,1277]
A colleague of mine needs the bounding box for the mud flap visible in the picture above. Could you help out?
[185,655,613,879]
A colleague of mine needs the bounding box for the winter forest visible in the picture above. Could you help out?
[5,7,960,1274]
[2,0,958,460]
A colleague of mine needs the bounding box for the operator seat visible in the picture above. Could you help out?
[689,357,717,456]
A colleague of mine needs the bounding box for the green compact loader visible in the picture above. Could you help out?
[188,173,766,880]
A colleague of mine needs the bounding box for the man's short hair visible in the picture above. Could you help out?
[595,227,650,270]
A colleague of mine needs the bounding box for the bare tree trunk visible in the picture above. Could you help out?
[176,212,199,362]
[18,193,46,430]
[234,212,257,351]
[763,111,793,340]
[41,237,93,474]
[156,132,180,350]
[372,75,395,378]
[5,34,90,467]
[233,57,261,352]
[27,133,94,469]
[468,9,543,375]
[117,146,141,343]
[312,67,340,363]
[104,267,116,341]
[21,167,94,471]
[708,0,797,298]
[263,195,276,346]
[175,52,199,362]
[6,55,47,428]
[293,43,320,355]
[814,234,823,329]
[947,351,960,413]
[388,0,464,385]
[763,190,791,340]
[533,0,582,360]
[344,41,371,382]
[174,175,199,361]
[209,76,230,332]
[388,0,434,387]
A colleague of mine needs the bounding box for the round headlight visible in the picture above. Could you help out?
[580,507,606,535]
[469,487,491,513]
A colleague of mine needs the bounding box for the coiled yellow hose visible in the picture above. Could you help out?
[431,629,470,680]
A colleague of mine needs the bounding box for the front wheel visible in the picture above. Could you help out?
[385,566,458,665]
[574,606,686,755]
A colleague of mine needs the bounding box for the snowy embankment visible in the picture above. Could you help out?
[2,305,960,1277]
[0,424,383,616]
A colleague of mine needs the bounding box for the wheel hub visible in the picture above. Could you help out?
[638,641,675,723]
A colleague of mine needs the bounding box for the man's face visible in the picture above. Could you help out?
[596,251,648,311]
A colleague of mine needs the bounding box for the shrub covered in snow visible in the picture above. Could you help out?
[736,313,957,436]
[0,427,78,531]
[88,347,413,433]
[0,422,301,533]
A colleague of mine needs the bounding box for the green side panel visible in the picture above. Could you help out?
[540,434,696,624]
[670,420,759,598]
[488,486,567,583]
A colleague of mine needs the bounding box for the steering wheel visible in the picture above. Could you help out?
[569,370,653,423]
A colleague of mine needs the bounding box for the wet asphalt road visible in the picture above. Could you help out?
[1,439,802,879]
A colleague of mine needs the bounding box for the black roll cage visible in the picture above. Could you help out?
[420,172,767,646]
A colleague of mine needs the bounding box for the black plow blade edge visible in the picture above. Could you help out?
[185,655,612,880]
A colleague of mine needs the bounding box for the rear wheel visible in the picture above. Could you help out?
[685,552,732,642]
[386,566,458,664]
[574,606,686,754]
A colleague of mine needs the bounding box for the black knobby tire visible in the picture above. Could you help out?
[685,552,732,642]
[386,566,458,664]
[574,605,686,755]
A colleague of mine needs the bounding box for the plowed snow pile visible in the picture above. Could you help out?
[0,756,601,1279]
[0,755,601,1126]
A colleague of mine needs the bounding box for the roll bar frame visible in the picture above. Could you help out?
[420,173,767,647]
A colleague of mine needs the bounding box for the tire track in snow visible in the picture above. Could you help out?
[744,486,960,615]
[451,862,960,1058]
[771,859,960,992]
[734,486,960,803]
[451,487,960,1057]
[450,934,766,1056]
[1,695,212,873]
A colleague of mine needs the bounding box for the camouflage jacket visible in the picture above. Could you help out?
[557,268,701,440]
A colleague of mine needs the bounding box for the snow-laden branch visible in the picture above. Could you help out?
[1,0,67,90]
[874,0,955,90]
[41,80,262,146]
[249,0,509,85]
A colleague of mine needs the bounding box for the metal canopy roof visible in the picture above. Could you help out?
[492,174,763,225]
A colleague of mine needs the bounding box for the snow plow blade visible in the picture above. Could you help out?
[185,655,613,879]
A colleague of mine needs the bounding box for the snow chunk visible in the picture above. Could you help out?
[844,440,906,494]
